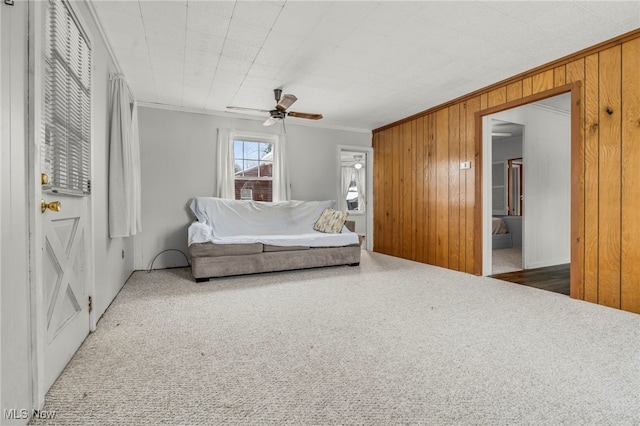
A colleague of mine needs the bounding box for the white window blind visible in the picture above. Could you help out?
[42,0,92,195]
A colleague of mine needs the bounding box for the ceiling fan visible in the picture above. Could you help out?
[227,89,323,126]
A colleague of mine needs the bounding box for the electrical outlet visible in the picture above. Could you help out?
[121,249,125,259]
[460,161,471,170]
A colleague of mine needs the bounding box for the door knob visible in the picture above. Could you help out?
[41,199,61,214]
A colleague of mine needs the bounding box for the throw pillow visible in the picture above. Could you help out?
[313,208,348,233]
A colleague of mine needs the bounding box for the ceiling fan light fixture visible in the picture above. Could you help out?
[263,117,278,126]
[230,88,323,125]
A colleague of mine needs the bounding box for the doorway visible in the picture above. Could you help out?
[28,0,94,406]
[490,120,524,275]
[337,145,373,250]
[481,90,573,295]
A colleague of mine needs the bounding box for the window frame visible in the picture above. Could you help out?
[41,0,93,196]
[230,132,279,202]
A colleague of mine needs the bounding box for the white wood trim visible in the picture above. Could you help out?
[28,0,45,409]
[0,2,4,409]
[137,101,373,135]
[28,0,46,409]
[482,116,493,276]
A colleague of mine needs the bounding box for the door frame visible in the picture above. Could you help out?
[27,0,96,409]
[474,82,582,299]
[336,145,374,250]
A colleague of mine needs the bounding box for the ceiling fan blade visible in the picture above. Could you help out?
[227,106,270,114]
[276,94,297,111]
[288,111,323,120]
[263,117,278,126]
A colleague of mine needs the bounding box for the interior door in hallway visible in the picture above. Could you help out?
[41,193,90,391]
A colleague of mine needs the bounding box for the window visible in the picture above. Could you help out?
[233,139,274,202]
[42,0,92,195]
[346,171,359,210]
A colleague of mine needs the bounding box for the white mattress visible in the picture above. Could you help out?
[492,217,509,235]
[187,197,359,247]
[214,229,358,247]
[189,222,358,247]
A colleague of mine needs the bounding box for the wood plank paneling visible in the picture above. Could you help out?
[465,97,480,274]
[522,76,533,97]
[554,65,566,87]
[480,93,488,110]
[506,81,523,102]
[392,126,401,255]
[423,115,431,263]
[427,113,437,264]
[372,31,640,315]
[436,109,449,267]
[621,38,640,313]
[598,46,622,308]
[488,86,507,108]
[532,69,554,94]
[372,132,382,251]
[584,53,600,303]
[402,122,413,260]
[384,129,393,254]
[415,117,426,263]
[565,58,585,300]
[448,104,461,271]
[380,129,391,254]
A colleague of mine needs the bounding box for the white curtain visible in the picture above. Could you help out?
[355,167,365,212]
[108,75,141,238]
[340,166,355,211]
[272,134,290,201]
[216,128,234,199]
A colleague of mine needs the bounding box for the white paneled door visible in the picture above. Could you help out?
[41,192,90,391]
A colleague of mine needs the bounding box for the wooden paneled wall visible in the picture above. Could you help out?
[372,29,640,314]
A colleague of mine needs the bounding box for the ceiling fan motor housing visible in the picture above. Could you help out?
[270,109,286,120]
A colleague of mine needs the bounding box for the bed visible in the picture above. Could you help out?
[492,217,512,249]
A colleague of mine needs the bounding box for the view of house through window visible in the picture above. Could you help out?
[234,139,274,202]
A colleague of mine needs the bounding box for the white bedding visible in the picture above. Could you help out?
[188,197,359,247]
[492,217,509,235]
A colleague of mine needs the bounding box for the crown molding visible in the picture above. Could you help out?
[526,102,571,117]
[136,101,372,135]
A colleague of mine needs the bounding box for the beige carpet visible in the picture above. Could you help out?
[492,247,522,274]
[31,251,640,425]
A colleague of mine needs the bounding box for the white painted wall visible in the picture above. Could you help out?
[521,104,571,269]
[1,2,32,421]
[135,106,371,270]
[78,1,136,321]
[1,1,134,421]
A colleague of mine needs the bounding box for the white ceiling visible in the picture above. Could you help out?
[91,1,640,131]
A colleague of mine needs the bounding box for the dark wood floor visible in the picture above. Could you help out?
[490,263,570,295]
